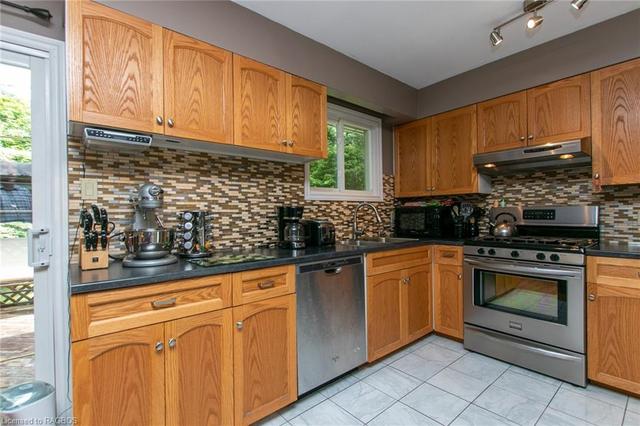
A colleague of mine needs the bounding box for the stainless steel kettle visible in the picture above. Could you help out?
[490,212,518,237]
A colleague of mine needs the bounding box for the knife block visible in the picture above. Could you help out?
[79,238,109,270]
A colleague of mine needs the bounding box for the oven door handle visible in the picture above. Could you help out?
[464,259,581,278]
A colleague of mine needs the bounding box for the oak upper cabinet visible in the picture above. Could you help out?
[67,0,164,133]
[433,246,464,339]
[286,75,328,158]
[163,29,233,144]
[395,118,432,197]
[587,257,640,394]
[367,270,405,360]
[233,55,288,152]
[233,294,297,426]
[591,58,640,190]
[431,105,480,195]
[165,310,234,426]
[72,324,166,426]
[477,91,528,153]
[526,74,591,146]
[404,264,433,342]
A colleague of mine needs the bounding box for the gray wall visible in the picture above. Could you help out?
[98,0,417,121]
[0,0,65,41]
[417,9,640,118]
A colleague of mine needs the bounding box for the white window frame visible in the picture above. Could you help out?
[305,104,383,201]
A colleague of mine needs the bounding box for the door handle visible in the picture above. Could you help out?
[27,227,50,268]
[151,297,177,309]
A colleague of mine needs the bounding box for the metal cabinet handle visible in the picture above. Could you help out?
[155,116,163,125]
[167,118,175,128]
[519,136,525,141]
[155,341,164,352]
[258,280,275,289]
[588,294,596,302]
[281,140,289,146]
[235,321,244,330]
[457,273,462,280]
[527,134,534,140]
[151,297,177,309]
[288,140,294,147]
[441,252,456,258]
[168,338,177,349]
[594,173,600,180]
[406,277,411,284]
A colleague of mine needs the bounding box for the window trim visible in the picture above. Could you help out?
[305,104,383,202]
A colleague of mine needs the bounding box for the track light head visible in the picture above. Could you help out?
[526,12,544,29]
[490,29,503,46]
[571,0,588,10]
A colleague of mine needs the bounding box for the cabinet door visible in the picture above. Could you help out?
[163,30,233,144]
[591,58,640,189]
[233,294,297,425]
[587,282,640,394]
[395,118,432,197]
[403,264,433,343]
[67,0,163,133]
[526,74,590,146]
[233,55,287,152]
[367,270,404,361]
[434,264,463,339]
[165,309,233,426]
[286,75,327,158]
[72,324,165,426]
[477,91,527,153]
[431,105,478,195]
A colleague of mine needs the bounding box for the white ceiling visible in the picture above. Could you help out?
[233,0,640,89]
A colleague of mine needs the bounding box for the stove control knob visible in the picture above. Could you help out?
[536,253,546,261]
[477,248,485,255]
[488,249,496,256]
[550,254,560,262]
[511,251,520,258]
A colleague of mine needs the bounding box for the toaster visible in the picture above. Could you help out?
[300,219,336,246]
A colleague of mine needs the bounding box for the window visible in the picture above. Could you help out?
[305,104,382,201]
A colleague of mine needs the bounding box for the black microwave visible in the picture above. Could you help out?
[394,206,454,238]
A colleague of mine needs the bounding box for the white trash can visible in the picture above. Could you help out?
[0,381,56,423]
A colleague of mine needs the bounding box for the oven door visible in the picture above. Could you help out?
[463,256,585,353]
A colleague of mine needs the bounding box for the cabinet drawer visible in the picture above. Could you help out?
[366,246,431,276]
[232,265,295,305]
[71,275,232,341]
[435,246,463,265]
[588,256,640,288]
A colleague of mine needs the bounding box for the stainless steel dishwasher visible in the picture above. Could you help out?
[296,255,366,395]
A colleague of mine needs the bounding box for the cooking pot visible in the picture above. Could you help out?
[123,228,175,259]
[490,212,518,237]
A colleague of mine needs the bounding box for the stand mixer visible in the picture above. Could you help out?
[122,183,178,267]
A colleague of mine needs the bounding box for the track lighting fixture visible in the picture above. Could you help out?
[490,29,503,46]
[527,12,544,29]
[489,0,589,46]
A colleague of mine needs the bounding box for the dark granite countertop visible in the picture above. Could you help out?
[586,240,640,260]
[70,238,464,294]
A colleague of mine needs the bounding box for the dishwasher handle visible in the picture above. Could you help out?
[324,267,343,275]
[297,256,362,274]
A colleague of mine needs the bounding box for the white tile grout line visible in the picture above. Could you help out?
[622,397,630,426]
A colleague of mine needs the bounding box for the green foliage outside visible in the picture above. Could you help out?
[309,123,367,191]
[0,93,32,163]
[0,222,31,239]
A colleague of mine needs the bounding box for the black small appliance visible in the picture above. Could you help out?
[277,206,305,249]
[394,206,454,238]
[300,219,336,247]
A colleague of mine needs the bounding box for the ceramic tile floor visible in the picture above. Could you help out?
[256,334,640,426]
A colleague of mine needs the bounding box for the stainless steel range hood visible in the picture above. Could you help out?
[474,139,591,176]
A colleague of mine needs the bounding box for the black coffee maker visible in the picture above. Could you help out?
[277,206,305,249]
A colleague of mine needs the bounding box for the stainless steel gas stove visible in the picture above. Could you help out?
[463,206,599,387]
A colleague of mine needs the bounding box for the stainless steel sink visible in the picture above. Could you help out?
[340,237,420,246]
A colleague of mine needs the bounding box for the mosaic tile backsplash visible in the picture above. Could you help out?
[68,139,395,256]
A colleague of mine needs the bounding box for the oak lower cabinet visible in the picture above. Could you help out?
[72,310,233,426]
[591,58,640,190]
[366,247,432,362]
[433,246,464,339]
[587,256,640,395]
[233,294,297,426]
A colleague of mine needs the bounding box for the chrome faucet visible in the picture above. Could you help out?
[352,202,383,240]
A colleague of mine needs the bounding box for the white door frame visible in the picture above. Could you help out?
[0,26,69,415]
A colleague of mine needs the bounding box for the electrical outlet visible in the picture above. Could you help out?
[80,178,99,200]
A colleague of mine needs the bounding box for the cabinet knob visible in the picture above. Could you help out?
[594,173,600,180]
[281,140,289,146]
[519,136,525,141]
[235,321,244,330]
[457,274,462,280]
[168,338,177,349]
[155,116,163,125]
[588,293,596,302]
[155,341,164,352]
[258,280,275,290]
[167,118,175,128]
[527,135,534,140]
[288,140,294,147]
[406,277,411,284]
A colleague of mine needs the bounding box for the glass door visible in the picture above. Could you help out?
[0,47,54,390]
